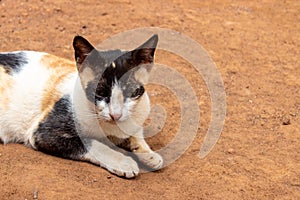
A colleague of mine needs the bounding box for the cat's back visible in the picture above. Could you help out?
[0,51,50,104]
[0,51,76,99]
[0,50,76,76]
[0,51,77,143]
[0,51,42,74]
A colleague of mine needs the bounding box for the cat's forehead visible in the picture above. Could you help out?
[100,61,140,89]
[98,49,125,64]
[85,49,132,77]
[94,49,138,82]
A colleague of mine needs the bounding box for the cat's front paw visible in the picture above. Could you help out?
[106,156,139,178]
[137,152,163,170]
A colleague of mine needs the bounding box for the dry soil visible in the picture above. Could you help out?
[0,0,299,199]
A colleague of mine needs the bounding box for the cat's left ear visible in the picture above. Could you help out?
[132,34,158,84]
[132,34,158,68]
[73,36,95,67]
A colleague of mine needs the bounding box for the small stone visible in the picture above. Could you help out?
[282,117,291,125]
[227,148,234,154]
[227,157,234,161]
[33,186,38,200]
[54,8,62,13]
[260,113,269,119]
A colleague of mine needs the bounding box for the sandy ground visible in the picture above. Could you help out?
[0,0,299,199]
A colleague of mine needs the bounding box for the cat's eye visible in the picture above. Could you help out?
[131,86,145,99]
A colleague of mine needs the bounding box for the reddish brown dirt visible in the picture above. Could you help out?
[0,0,299,199]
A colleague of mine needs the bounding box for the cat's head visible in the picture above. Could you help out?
[73,35,158,122]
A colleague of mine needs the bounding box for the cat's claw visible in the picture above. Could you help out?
[105,156,139,178]
[137,152,163,170]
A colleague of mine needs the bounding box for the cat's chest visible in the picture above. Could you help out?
[99,119,142,139]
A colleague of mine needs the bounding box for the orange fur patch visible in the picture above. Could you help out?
[0,66,14,109]
[41,54,75,69]
[40,54,76,112]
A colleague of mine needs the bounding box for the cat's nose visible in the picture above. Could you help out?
[109,113,122,121]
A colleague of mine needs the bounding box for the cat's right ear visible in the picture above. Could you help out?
[73,36,95,67]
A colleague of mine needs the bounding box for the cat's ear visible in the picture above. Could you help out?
[132,34,158,69]
[131,35,158,84]
[73,36,95,66]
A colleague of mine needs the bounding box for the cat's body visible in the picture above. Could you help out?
[0,35,163,178]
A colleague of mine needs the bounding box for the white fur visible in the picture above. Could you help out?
[109,82,123,119]
[134,66,150,84]
[83,139,139,178]
[0,51,77,146]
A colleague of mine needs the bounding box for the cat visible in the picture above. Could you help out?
[0,35,163,178]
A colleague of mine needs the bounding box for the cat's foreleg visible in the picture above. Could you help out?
[83,139,139,178]
[34,132,139,178]
[128,130,163,170]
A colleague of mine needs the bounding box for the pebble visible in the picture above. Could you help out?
[282,117,291,125]
[227,148,234,154]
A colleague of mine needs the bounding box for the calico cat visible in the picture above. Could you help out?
[0,35,163,178]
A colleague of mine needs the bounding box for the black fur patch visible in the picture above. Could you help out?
[0,52,27,74]
[33,95,87,159]
[85,50,145,104]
